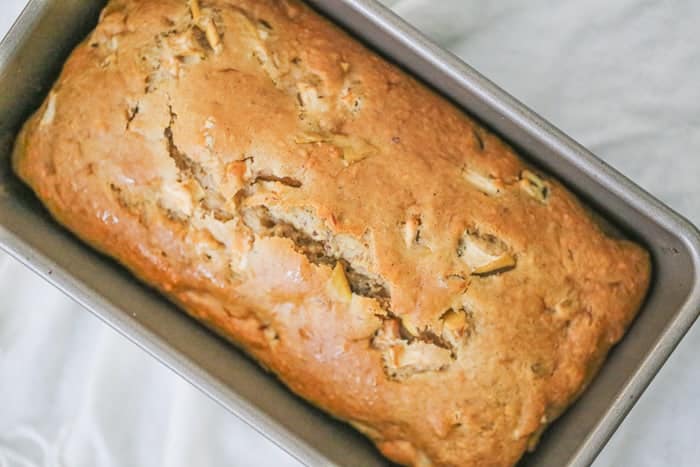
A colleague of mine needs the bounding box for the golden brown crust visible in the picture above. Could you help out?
[12,1,651,465]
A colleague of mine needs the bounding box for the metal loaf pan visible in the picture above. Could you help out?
[1,1,699,466]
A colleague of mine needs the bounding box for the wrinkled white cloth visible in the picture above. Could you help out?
[2,0,700,466]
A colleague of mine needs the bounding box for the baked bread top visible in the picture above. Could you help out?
[13,0,651,465]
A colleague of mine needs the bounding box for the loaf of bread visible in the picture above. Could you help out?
[13,0,651,465]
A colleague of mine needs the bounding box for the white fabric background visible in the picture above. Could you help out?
[2,0,699,465]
